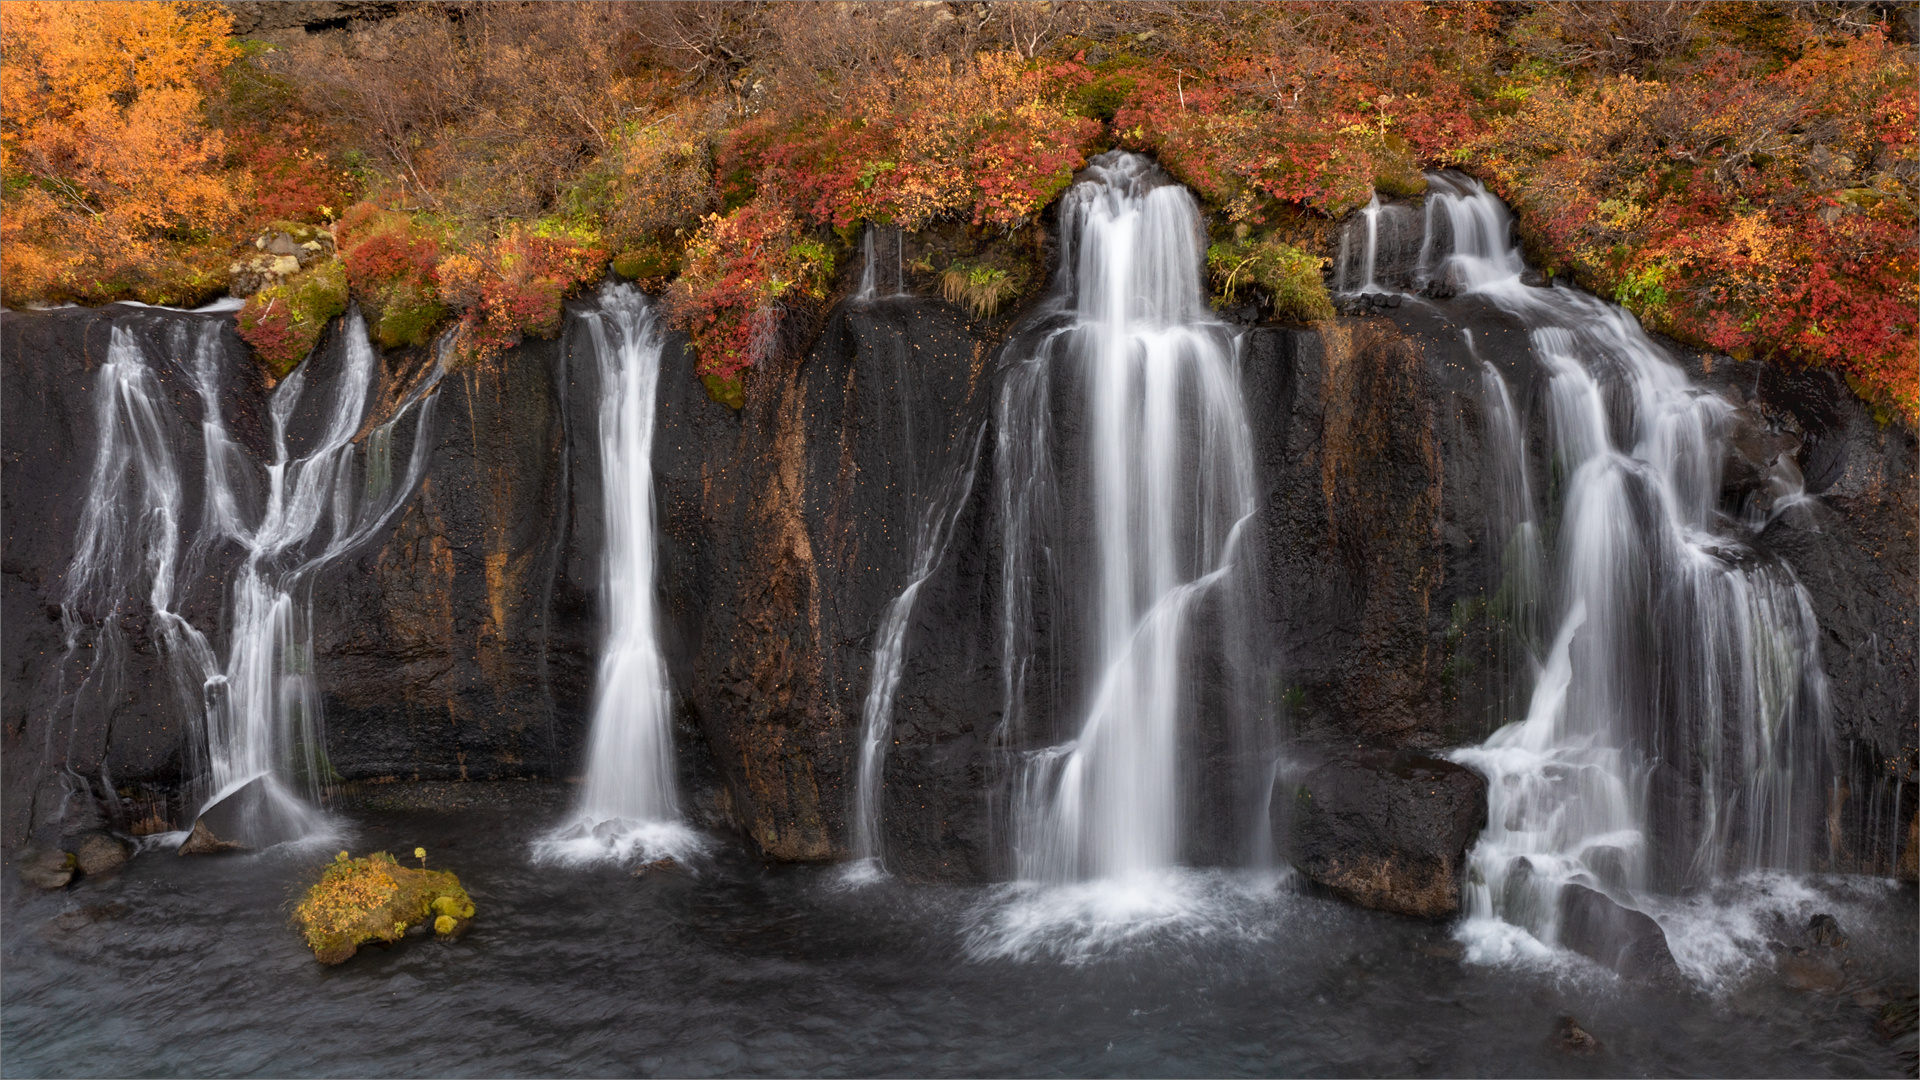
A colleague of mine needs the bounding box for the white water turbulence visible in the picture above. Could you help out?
[57,310,443,847]
[976,151,1261,955]
[1414,173,1834,981]
[535,283,700,866]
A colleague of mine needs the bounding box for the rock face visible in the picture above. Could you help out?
[1557,883,1681,980]
[1274,747,1488,917]
[3,244,1913,886]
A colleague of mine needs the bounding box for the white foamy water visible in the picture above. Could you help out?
[535,283,701,866]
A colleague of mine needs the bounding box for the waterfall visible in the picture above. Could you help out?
[853,223,908,303]
[1335,194,1418,294]
[1418,173,1834,962]
[997,151,1258,886]
[58,309,442,846]
[845,425,987,879]
[535,282,698,865]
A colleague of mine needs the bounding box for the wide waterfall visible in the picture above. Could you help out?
[1406,174,1836,968]
[535,282,697,865]
[59,309,442,846]
[995,152,1259,892]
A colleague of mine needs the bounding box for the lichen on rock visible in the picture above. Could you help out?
[293,850,474,964]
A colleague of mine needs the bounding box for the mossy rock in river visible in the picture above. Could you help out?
[294,851,475,965]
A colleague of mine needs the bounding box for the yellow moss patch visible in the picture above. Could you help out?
[293,851,474,964]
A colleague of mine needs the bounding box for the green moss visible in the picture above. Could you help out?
[1069,72,1138,122]
[238,259,349,378]
[702,373,745,410]
[373,284,447,350]
[1206,236,1334,323]
[1372,135,1428,199]
[611,243,679,285]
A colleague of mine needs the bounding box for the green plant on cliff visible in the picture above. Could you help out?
[938,257,1030,319]
[1207,237,1334,323]
[235,259,348,378]
[294,850,474,965]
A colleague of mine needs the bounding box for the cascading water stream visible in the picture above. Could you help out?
[845,425,987,880]
[1412,173,1834,970]
[58,309,443,845]
[535,282,698,865]
[996,152,1258,891]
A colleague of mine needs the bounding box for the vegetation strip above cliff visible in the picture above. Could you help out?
[2,1,1913,420]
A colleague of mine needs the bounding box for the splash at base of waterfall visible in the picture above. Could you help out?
[530,815,708,867]
[962,868,1294,964]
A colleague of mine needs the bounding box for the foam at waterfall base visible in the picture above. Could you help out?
[962,868,1294,964]
[529,813,708,867]
[1455,871,1904,989]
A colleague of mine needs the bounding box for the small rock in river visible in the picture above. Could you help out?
[17,849,75,890]
[74,832,130,877]
[1550,1015,1601,1056]
[1806,912,1847,949]
[176,819,239,856]
[633,857,680,877]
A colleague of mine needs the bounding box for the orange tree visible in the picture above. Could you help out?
[1,0,243,305]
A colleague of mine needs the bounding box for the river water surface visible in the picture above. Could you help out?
[3,784,1913,1078]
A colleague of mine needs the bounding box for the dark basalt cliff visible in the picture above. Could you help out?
[4,277,1915,884]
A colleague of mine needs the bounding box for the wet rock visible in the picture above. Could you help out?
[632,857,680,878]
[73,832,130,877]
[176,819,240,856]
[1780,952,1846,993]
[17,849,75,890]
[1874,986,1919,1040]
[1807,912,1848,949]
[1556,883,1680,979]
[183,775,311,851]
[1550,1015,1602,1056]
[1276,747,1488,917]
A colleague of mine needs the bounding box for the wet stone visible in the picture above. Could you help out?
[18,848,75,890]
[74,832,131,877]
[1551,1015,1602,1056]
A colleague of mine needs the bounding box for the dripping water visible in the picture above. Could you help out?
[844,424,988,881]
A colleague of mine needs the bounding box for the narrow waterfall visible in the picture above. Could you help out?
[853,223,907,303]
[59,309,442,846]
[1416,174,1834,960]
[1334,194,1418,294]
[997,151,1258,886]
[846,425,987,878]
[536,282,696,864]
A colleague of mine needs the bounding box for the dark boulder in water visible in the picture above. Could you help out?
[1557,883,1680,979]
[1275,747,1487,917]
[180,776,312,853]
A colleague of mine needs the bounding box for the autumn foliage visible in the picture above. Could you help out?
[1,0,241,304]
[2,1,1913,420]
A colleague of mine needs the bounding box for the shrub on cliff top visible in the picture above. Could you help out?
[294,850,474,965]
[662,198,834,393]
[235,259,348,379]
[336,203,447,350]
[0,0,243,306]
[437,226,606,365]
